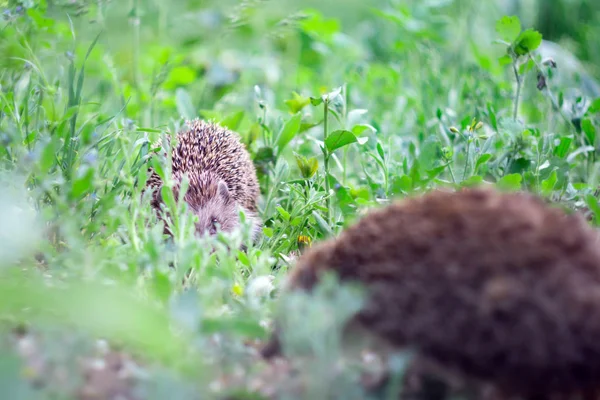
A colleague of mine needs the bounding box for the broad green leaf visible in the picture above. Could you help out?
[351,124,376,136]
[391,175,412,193]
[285,92,311,113]
[277,113,302,152]
[588,97,600,114]
[541,170,558,196]
[498,54,513,66]
[276,206,290,222]
[495,15,521,43]
[290,217,302,227]
[325,130,367,152]
[513,29,543,56]
[237,250,250,267]
[220,110,245,131]
[582,118,596,146]
[475,153,492,172]
[71,166,95,199]
[496,173,522,191]
[554,137,573,158]
[262,227,274,237]
[309,96,323,106]
[461,175,484,187]
[39,139,57,173]
[198,109,222,121]
[518,58,535,74]
[166,66,196,86]
[151,271,172,305]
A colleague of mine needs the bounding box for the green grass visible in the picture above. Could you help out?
[1,0,600,398]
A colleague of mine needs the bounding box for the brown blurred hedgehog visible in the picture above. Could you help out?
[261,187,600,400]
[145,119,261,243]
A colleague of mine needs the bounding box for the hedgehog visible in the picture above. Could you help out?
[145,119,261,243]
[260,187,600,400]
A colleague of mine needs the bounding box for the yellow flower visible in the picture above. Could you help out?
[297,235,312,251]
[232,282,244,296]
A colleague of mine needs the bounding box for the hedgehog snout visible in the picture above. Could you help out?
[192,199,241,238]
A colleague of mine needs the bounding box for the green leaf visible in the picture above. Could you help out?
[277,113,302,153]
[351,124,375,136]
[237,250,250,267]
[295,154,319,178]
[518,58,535,74]
[71,166,95,199]
[426,166,446,179]
[166,66,196,86]
[310,96,323,106]
[588,97,600,114]
[496,173,522,191]
[151,271,172,305]
[276,206,290,222]
[201,316,266,338]
[541,170,558,196]
[391,175,413,194]
[150,156,166,181]
[253,147,275,166]
[553,137,573,158]
[582,118,596,146]
[325,130,367,152]
[198,109,222,121]
[585,195,600,225]
[513,28,543,56]
[376,142,385,160]
[312,210,333,237]
[495,15,521,43]
[461,175,483,187]
[160,185,176,211]
[474,153,492,172]
[285,92,311,113]
[290,217,302,227]
[40,139,57,173]
[220,110,245,131]
[136,127,163,133]
[262,227,274,238]
[498,54,513,66]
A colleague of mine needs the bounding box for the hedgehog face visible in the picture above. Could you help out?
[188,180,241,237]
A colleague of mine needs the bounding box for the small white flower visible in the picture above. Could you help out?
[246,275,275,299]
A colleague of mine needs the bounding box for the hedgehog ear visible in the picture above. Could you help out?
[218,181,231,203]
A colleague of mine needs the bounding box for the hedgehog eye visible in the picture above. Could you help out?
[209,217,218,234]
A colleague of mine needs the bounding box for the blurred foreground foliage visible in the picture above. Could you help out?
[1,0,600,398]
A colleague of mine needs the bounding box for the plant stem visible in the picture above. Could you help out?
[157,0,167,39]
[447,161,457,184]
[131,0,140,88]
[323,99,331,226]
[342,84,348,185]
[462,137,471,181]
[512,61,522,121]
